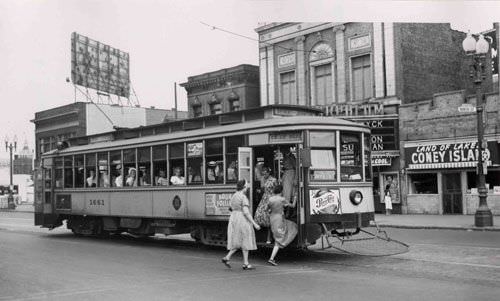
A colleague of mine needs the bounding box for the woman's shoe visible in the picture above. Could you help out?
[242,264,255,270]
[267,259,278,266]
[221,258,231,268]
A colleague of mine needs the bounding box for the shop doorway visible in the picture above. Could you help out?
[442,172,462,214]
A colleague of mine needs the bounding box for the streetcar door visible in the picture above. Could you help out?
[237,147,253,210]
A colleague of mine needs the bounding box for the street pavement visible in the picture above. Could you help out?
[1,211,499,301]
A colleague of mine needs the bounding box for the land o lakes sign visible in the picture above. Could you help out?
[405,141,500,169]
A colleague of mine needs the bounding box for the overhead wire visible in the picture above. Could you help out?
[199,21,316,54]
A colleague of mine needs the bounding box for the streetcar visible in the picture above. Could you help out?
[34,105,374,248]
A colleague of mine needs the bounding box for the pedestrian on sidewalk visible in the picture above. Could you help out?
[267,184,298,266]
[222,180,261,270]
[384,186,392,215]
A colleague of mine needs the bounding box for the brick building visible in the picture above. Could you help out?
[32,102,187,161]
[400,90,500,215]
[181,64,260,118]
[255,22,497,213]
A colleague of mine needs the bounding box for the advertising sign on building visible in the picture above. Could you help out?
[405,141,500,169]
[205,192,233,216]
[71,32,130,98]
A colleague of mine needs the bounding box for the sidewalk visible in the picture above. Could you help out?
[373,213,500,231]
[0,203,34,213]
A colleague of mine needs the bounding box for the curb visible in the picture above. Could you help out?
[370,224,500,232]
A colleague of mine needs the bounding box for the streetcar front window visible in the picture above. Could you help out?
[340,132,362,182]
[310,149,336,181]
[54,157,63,188]
[64,156,73,188]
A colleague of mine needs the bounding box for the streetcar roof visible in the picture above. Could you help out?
[43,105,370,156]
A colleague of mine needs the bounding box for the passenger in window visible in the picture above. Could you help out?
[114,167,124,187]
[207,161,223,183]
[187,166,202,183]
[139,168,150,186]
[170,167,185,185]
[227,161,237,181]
[156,170,169,186]
[86,170,97,187]
[126,168,138,186]
[100,170,110,188]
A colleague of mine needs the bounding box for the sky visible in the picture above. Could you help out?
[0,0,499,161]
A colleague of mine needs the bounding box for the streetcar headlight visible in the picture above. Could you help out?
[349,190,363,205]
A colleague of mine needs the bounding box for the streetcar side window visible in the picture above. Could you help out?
[123,149,137,187]
[225,136,244,183]
[110,151,123,187]
[138,147,152,186]
[340,132,362,182]
[74,155,85,188]
[206,138,223,184]
[97,152,109,188]
[54,157,63,188]
[169,143,185,185]
[186,142,203,185]
[85,153,97,188]
[64,156,73,188]
[153,145,167,186]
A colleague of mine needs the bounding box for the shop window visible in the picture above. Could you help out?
[74,155,85,188]
[280,71,296,105]
[64,156,73,188]
[467,170,500,192]
[408,173,438,194]
[314,63,333,105]
[206,138,223,184]
[85,154,97,188]
[54,157,63,188]
[97,152,109,187]
[153,145,167,186]
[123,149,137,187]
[110,151,123,187]
[340,132,362,182]
[225,136,244,182]
[310,149,336,181]
[351,54,372,101]
[187,141,203,184]
[169,143,185,185]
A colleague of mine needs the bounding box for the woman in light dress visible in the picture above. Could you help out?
[267,184,298,266]
[222,180,261,270]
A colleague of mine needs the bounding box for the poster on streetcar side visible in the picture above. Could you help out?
[205,192,233,216]
[309,188,341,215]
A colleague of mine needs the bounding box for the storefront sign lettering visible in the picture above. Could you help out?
[372,157,392,166]
[318,103,384,117]
[269,131,302,143]
[405,141,499,169]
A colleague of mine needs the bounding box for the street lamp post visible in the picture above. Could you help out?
[4,135,17,210]
[462,32,494,227]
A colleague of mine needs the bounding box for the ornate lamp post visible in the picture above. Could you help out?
[4,135,17,209]
[462,32,494,227]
